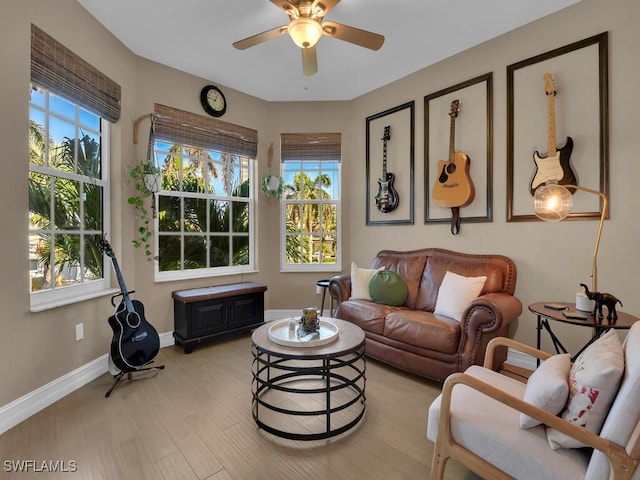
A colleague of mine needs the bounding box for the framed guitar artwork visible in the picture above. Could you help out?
[366,101,414,226]
[425,73,493,226]
[507,32,609,222]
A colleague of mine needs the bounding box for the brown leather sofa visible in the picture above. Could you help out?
[328,248,522,382]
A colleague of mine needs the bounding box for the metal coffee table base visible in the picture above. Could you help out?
[251,345,366,441]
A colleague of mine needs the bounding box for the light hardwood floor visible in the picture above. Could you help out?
[0,334,482,480]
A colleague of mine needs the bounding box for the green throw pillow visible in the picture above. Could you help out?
[368,271,408,306]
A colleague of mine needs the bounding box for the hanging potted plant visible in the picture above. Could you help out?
[127,160,161,261]
[261,175,284,199]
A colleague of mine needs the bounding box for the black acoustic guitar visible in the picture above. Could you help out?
[98,238,160,372]
[530,73,577,195]
[375,126,399,213]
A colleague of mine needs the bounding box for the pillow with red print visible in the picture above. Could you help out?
[546,329,624,450]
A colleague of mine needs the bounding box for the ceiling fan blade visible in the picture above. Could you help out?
[270,0,300,18]
[312,0,340,17]
[233,25,288,50]
[321,21,384,50]
[301,46,318,76]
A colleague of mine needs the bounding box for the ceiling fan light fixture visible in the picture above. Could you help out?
[288,18,323,48]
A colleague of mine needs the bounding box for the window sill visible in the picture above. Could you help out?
[30,288,120,313]
[280,265,342,273]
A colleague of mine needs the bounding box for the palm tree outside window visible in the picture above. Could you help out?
[280,133,341,272]
[28,84,110,309]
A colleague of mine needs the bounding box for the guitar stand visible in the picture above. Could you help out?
[105,361,165,398]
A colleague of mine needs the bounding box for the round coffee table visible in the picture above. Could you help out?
[251,317,366,441]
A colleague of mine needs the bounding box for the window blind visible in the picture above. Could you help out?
[280,133,341,162]
[30,24,121,123]
[153,104,258,159]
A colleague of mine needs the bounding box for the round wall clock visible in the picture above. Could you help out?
[200,85,227,117]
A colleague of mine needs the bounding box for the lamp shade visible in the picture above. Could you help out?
[288,18,323,48]
[533,183,573,222]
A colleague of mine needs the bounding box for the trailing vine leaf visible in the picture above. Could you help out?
[128,160,161,262]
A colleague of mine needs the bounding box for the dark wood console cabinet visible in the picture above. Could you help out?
[173,282,267,354]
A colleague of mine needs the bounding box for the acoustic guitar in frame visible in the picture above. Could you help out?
[432,100,475,208]
[375,125,399,213]
[530,73,577,195]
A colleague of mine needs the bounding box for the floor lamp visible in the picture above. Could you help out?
[533,182,608,292]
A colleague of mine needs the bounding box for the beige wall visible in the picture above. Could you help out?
[1,0,639,408]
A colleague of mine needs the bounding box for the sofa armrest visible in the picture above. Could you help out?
[329,274,351,309]
[457,293,523,370]
[461,293,522,334]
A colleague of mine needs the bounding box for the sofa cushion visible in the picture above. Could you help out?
[384,310,460,353]
[369,270,408,306]
[350,261,384,300]
[586,323,640,480]
[434,271,487,321]
[416,256,504,311]
[520,353,571,429]
[547,329,624,450]
[335,299,401,335]
[427,366,590,480]
[370,251,427,309]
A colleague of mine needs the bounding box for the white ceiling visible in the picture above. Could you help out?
[77,0,582,102]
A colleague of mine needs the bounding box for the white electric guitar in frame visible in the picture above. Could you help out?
[530,73,577,195]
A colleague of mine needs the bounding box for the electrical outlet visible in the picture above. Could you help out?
[75,323,84,341]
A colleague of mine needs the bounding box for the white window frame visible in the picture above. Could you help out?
[153,142,256,282]
[280,160,342,273]
[29,88,111,311]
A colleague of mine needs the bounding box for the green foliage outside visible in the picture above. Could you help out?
[28,120,103,291]
[29,122,338,286]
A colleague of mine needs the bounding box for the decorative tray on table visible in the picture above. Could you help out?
[268,319,339,347]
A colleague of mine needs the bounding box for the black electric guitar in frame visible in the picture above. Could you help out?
[375,126,399,213]
[530,73,577,195]
[98,238,163,397]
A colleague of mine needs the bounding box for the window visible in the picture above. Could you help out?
[280,133,341,272]
[29,25,119,310]
[28,85,110,306]
[152,104,257,280]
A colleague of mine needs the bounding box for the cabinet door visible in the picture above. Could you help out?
[229,293,264,329]
[191,299,227,337]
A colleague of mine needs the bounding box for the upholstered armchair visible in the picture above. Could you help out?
[427,322,640,480]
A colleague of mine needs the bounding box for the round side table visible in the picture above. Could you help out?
[315,279,333,316]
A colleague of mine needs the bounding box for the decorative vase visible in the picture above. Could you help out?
[301,307,319,333]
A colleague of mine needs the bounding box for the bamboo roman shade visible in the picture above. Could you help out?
[153,104,258,159]
[30,24,121,123]
[280,133,342,162]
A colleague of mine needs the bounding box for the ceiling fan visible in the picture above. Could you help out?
[233,0,385,76]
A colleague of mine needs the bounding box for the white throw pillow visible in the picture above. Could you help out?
[434,271,487,321]
[520,353,571,429]
[350,262,384,301]
[546,329,624,450]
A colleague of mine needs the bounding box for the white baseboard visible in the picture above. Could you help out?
[507,347,537,371]
[0,331,175,435]
[265,309,300,321]
[0,317,537,436]
[0,353,108,435]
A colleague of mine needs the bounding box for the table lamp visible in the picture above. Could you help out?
[533,182,608,292]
